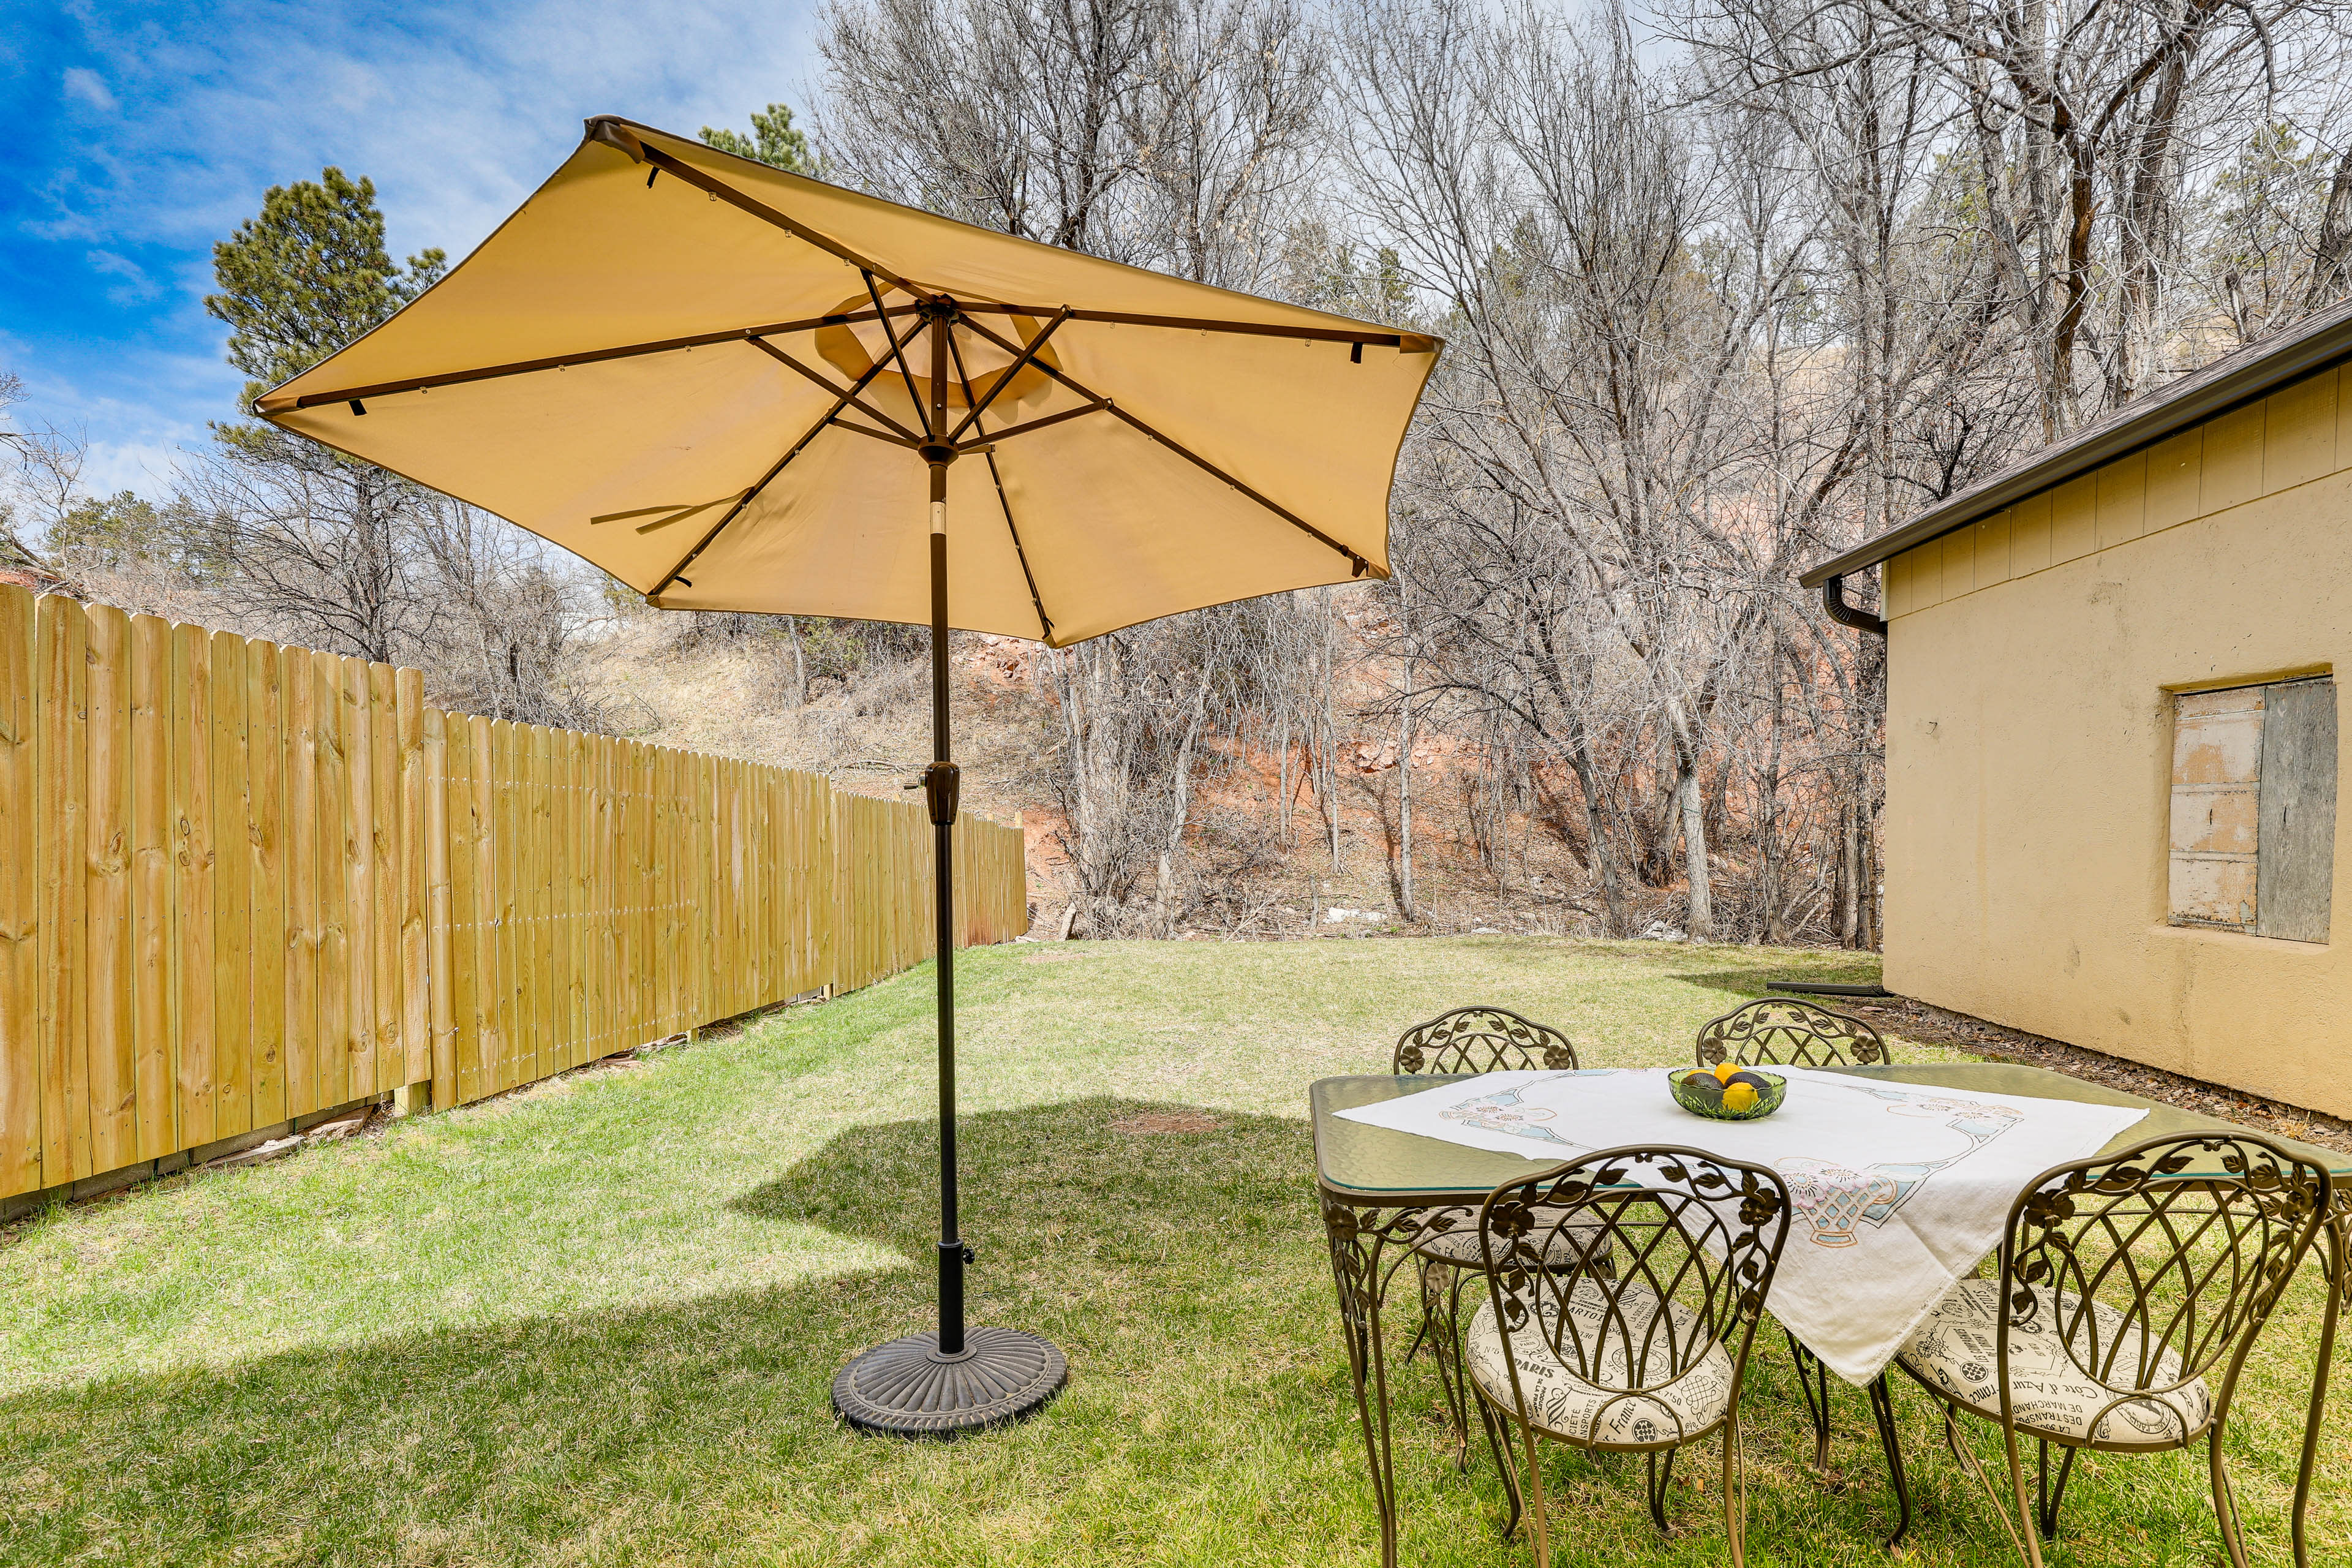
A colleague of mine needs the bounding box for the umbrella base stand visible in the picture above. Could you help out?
[831,1327,1068,1438]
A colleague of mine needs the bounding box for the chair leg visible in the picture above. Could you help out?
[1866,1374,1912,1551]
[2035,1439,2077,1540]
[1426,1265,1474,1471]
[1474,1390,1524,1540]
[2001,1421,2049,1568]
[2211,1425,2255,1568]
[1939,1399,2033,1564]
[1787,1328,1833,1473]
[1722,1419,1747,1568]
[1518,1410,1552,1568]
[1403,1257,1440,1365]
[1644,1446,1679,1534]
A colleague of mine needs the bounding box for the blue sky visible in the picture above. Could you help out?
[3,0,818,496]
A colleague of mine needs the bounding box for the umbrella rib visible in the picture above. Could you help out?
[956,302,1435,352]
[946,308,1073,443]
[827,417,921,448]
[949,320,1058,640]
[957,314,1373,578]
[747,338,921,442]
[962,403,1109,447]
[254,307,919,413]
[983,448,1055,642]
[942,321,983,418]
[647,353,898,598]
[935,311,1106,449]
[864,272,933,437]
[635,144,913,289]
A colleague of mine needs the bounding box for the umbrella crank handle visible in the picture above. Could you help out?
[909,762,960,825]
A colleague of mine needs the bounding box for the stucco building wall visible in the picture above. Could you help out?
[1883,363,2352,1117]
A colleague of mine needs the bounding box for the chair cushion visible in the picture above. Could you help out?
[1409,1206,1609,1267]
[1464,1283,1735,1447]
[1897,1278,2214,1447]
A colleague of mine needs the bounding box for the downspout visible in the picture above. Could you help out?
[1821,573,1888,636]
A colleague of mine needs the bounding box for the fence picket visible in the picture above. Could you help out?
[283,646,318,1118]
[211,632,251,1139]
[36,597,87,1182]
[85,605,135,1174]
[0,586,35,1198]
[247,640,285,1128]
[129,616,173,1161]
[369,664,400,1093]
[398,669,428,1089]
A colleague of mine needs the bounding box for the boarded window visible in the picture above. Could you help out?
[2168,677,2337,941]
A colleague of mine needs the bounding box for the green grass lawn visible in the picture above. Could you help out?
[1,937,2341,1566]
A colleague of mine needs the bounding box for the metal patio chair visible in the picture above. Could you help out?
[1394,1005,1580,1075]
[1695,995,1889,1069]
[1694,994,1890,1470]
[1392,1006,1585,1463]
[1878,1131,2331,1567]
[1464,1145,1792,1568]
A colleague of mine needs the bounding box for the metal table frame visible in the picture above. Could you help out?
[1311,1063,2352,1568]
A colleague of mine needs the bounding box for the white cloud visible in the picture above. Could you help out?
[24,1,823,477]
[76,437,189,497]
[86,249,162,304]
[61,66,118,113]
[1,325,231,498]
[54,2,821,263]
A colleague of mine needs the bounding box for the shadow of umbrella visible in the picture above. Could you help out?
[733,1096,1317,1342]
[0,1099,1353,1565]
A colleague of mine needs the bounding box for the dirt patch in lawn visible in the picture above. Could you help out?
[1850,995,2352,1156]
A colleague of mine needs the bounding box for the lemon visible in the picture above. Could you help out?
[1722,1082,1758,1114]
[1713,1061,1741,1084]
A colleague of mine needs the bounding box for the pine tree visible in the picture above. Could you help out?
[206,167,446,403]
[699,103,815,174]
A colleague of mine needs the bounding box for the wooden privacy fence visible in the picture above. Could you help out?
[0,585,1028,1201]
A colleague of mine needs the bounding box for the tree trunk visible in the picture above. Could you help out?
[1677,767,1711,941]
[1840,800,1863,949]
[1397,655,1417,922]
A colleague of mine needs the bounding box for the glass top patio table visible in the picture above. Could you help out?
[1311,1061,2352,1200]
[1310,1059,2352,1568]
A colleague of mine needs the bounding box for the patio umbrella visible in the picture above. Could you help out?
[256,116,1438,1436]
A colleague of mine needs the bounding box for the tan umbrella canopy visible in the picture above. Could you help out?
[258,115,1439,1437]
[257,117,1435,644]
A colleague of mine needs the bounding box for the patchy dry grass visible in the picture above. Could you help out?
[0,937,2340,1566]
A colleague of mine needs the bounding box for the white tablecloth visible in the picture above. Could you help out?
[1335,1068,2147,1383]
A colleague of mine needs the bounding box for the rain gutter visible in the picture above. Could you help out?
[1796,295,2352,609]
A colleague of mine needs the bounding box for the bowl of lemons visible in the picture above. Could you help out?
[1671,1062,1786,1121]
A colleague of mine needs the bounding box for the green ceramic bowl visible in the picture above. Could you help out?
[1670,1066,1787,1121]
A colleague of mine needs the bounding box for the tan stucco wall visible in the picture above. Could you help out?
[1884,363,2352,1117]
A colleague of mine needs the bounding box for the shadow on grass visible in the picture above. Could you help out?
[0,1098,1359,1567]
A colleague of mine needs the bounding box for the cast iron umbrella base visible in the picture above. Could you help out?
[832,1327,1068,1437]
[832,394,1068,1440]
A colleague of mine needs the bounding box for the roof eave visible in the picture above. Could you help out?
[1798,305,2352,589]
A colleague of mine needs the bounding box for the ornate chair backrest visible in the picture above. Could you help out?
[1695,997,1887,1068]
[1393,1006,1577,1074]
[1475,1147,1790,1443]
[1999,1133,2329,1434]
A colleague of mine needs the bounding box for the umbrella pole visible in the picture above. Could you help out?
[829,305,1066,1438]
[927,461,965,1358]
